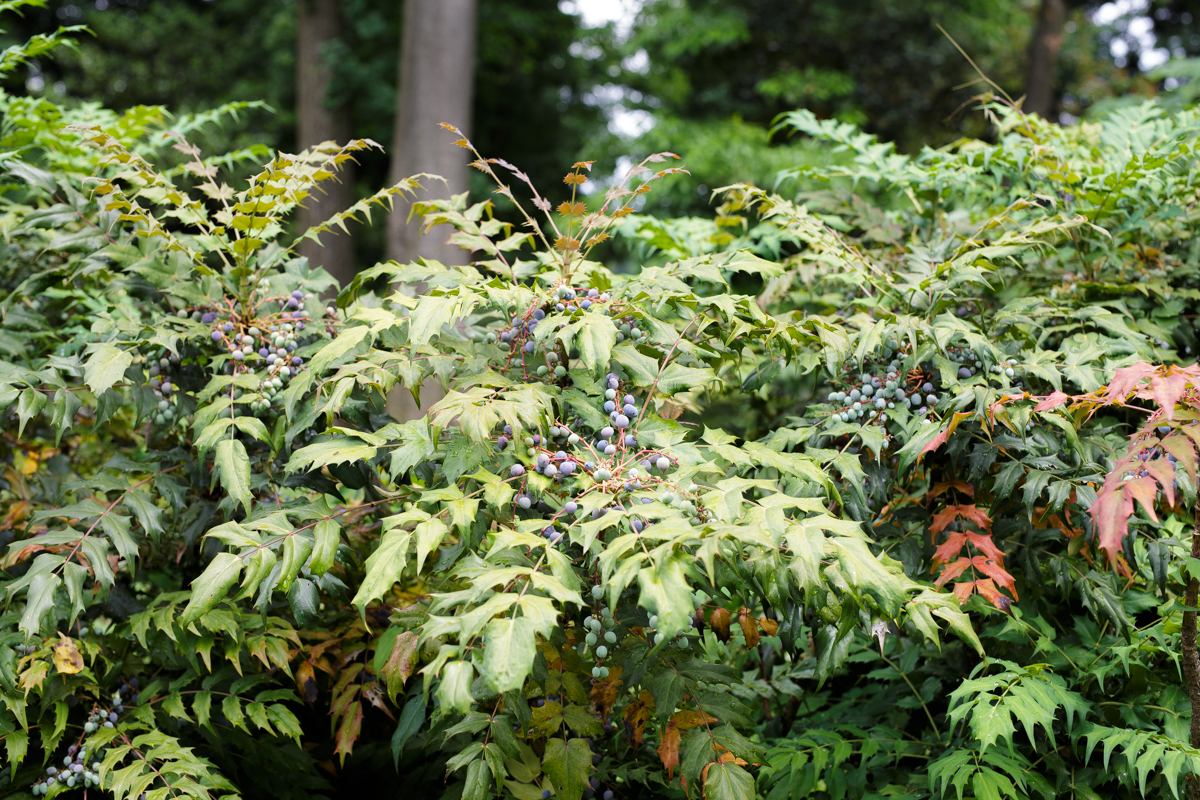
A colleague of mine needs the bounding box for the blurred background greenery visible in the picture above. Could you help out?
[2,0,1198,269]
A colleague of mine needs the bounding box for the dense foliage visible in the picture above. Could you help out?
[6,7,1200,800]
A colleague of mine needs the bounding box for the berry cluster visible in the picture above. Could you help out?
[145,350,181,427]
[150,280,333,427]
[32,742,101,794]
[822,343,1027,430]
[583,586,617,679]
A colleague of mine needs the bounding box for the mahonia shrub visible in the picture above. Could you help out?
[6,5,1200,799]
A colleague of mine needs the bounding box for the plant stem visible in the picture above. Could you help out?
[1181,505,1200,800]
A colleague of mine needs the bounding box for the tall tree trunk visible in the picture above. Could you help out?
[387,0,477,266]
[296,0,357,288]
[385,0,477,421]
[1025,0,1066,119]
[1184,512,1200,800]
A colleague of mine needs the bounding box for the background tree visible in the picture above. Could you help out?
[1027,0,1068,117]
[297,0,356,287]
[387,0,477,266]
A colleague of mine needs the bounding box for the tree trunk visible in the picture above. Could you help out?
[1183,512,1200,799]
[1025,0,1066,119]
[387,0,477,266]
[296,0,357,288]
[385,0,477,421]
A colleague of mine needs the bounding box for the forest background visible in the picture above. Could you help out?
[3,0,1198,283]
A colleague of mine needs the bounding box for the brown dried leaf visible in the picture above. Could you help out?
[296,660,318,704]
[657,722,682,778]
[672,710,718,730]
[709,607,731,643]
[379,631,419,704]
[738,612,760,648]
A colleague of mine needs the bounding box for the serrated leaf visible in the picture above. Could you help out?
[83,343,132,397]
[215,438,253,513]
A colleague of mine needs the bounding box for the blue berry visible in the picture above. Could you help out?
[511,465,525,477]
[211,330,223,342]
[615,414,630,428]
[603,401,616,413]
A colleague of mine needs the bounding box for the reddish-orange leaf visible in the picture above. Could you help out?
[1089,487,1129,565]
[1034,391,1070,412]
[572,161,596,171]
[959,505,995,532]
[972,578,1014,613]
[1162,434,1197,482]
[1145,457,1176,508]
[931,531,967,569]
[1103,362,1158,405]
[965,532,1005,564]
[929,481,975,499]
[1152,372,1190,421]
[1124,475,1160,523]
[934,557,974,589]
[930,507,960,537]
[952,580,977,604]
[920,411,974,457]
[657,723,682,778]
[973,556,1018,599]
[709,607,731,643]
[931,504,993,537]
[758,616,779,636]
